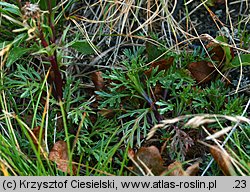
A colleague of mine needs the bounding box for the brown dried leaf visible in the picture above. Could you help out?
[128,148,135,159]
[185,162,200,176]
[49,141,76,175]
[210,145,236,176]
[188,61,215,83]
[91,71,104,91]
[207,42,225,63]
[29,126,45,149]
[144,57,174,76]
[130,146,200,176]
[167,161,188,176]
[161,161,200,176]
[130,146,166,175]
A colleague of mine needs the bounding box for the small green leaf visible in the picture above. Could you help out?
[6,47,31,67]
[39,0,57,10]
[0,2,19,9]
[215,36,228,43]
[230,54,250,68]
[0,2,21,15]
[70,40,96,55]
[146,41,164,62]
[156,101,174,115]
[223,46,232,64]
[205,0,216,6]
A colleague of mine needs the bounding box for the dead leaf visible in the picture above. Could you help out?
[145,57,174,76]
[129,146,166,175]
[128,148,135,159]
[29,126,45,149]
[207,42,225,63]
[49,141,76,175]
[129,146,200,176]
[167,161,188,176]
[160,161,200,176]
[185,162,200,176]
[91,71,104,91]
[210,145,236,176]
[188,61,215,83]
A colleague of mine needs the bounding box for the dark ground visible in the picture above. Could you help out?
[174,0,249,35]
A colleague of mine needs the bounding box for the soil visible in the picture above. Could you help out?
[174,0,250,37]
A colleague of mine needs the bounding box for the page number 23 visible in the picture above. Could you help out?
[233,180,246,188]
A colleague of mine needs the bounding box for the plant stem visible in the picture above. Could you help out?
[48,55,63,100]
[47,0,56,43]
[35,0,64,100]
